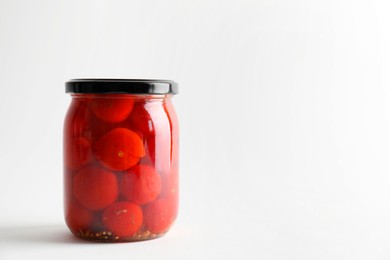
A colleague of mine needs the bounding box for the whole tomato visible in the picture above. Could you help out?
[121,164,161,205]
[102,201,143,237]
[90,96,134,123]
[73,166,119,210]
[94,128,145,171]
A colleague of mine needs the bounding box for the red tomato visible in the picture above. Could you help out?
[63,168,74,207]
[65,99,90,137]
[141,102,172,175]
[65,137,91,170]
[87,114,114,142]
[145,134,171,175]
[65,201,94,232]
[102,201,143,237]
[160,167,179,199]
[121,165,161,205]
[159,166,179,223]
[129,102,154,135]
[164,100,179,169]
[64,100,93,170]
[90,97,134,123]
[89,115,145,144]
[94,128,145,171]
[143,199,175,234]
[73,166,119,210]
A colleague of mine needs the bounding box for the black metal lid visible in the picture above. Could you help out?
[66,79,178,94]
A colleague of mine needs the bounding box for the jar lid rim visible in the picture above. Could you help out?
[66,79,178,94]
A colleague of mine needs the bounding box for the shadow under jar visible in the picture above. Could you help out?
[63,79,179,242]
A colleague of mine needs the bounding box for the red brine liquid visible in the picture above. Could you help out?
[64,94,179,242]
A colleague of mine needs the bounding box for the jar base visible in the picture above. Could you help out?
[70,229,167,243]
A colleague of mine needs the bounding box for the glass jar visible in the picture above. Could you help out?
[63,79,179,242]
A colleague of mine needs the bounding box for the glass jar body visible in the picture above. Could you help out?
[63,94,179,242]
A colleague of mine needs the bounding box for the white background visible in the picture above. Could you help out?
[1,0,390,259]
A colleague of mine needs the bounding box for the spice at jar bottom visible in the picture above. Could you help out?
[64,79,179,242]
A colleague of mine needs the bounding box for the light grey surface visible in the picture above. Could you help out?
[1,0,390,259]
